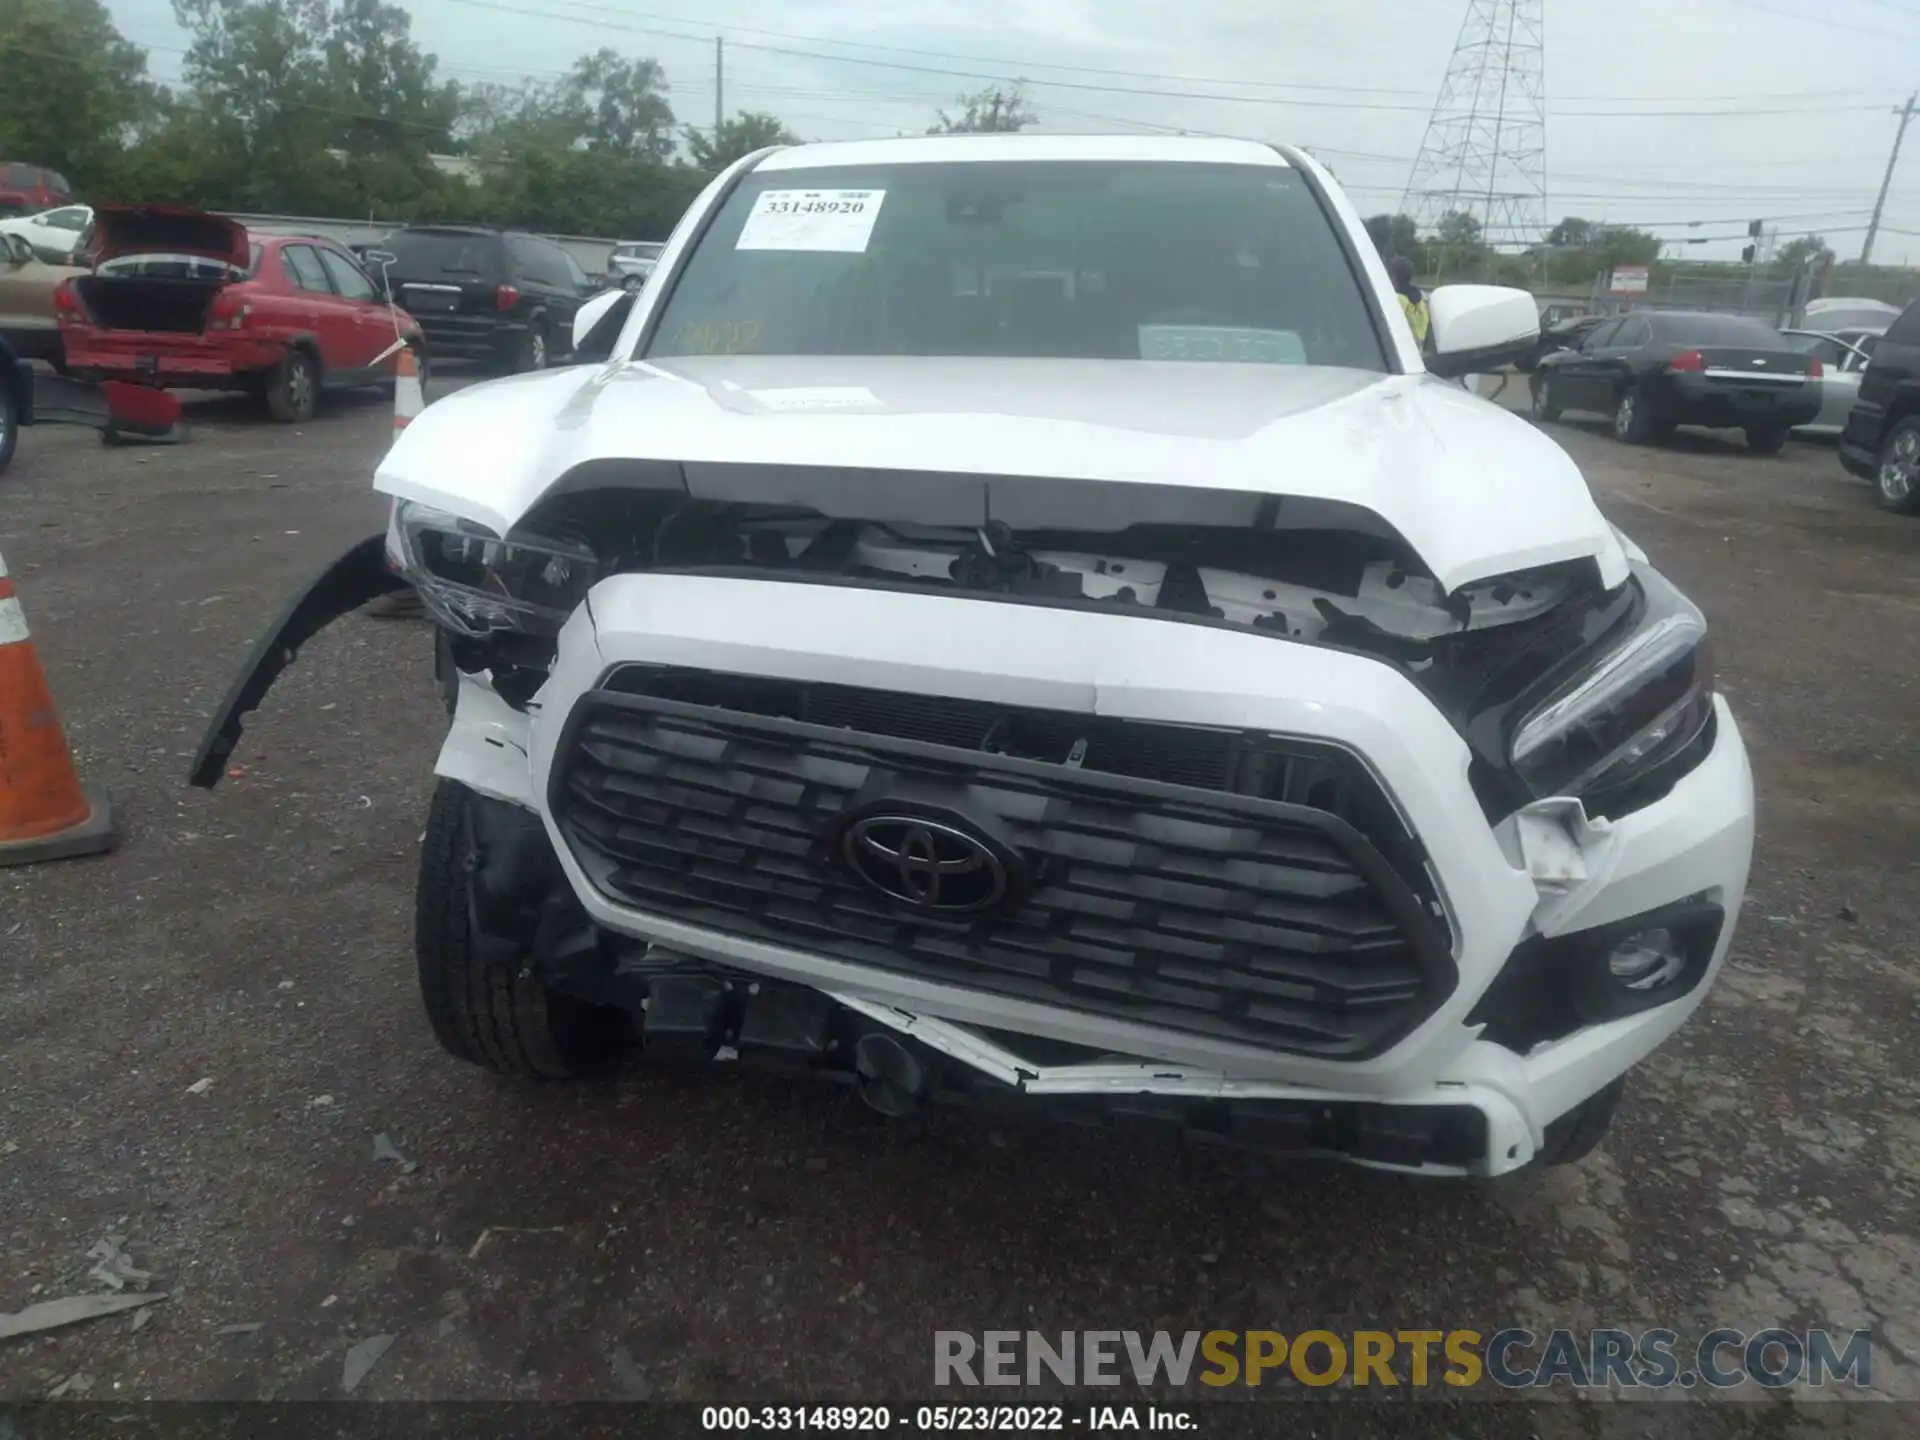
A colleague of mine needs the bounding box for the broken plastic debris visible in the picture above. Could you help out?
[310,1095,335,1108]
[48,1373,93,1399]
[342,1333,396,1394]
[372,1134,417,1174]
[217,1322,264,1336]
[130,1306,154,1332]
[0,1292,168,1341]
[186,1078,214,1096]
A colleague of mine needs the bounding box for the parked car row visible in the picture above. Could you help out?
[1528,310,1824,454]
[1521,297,1919,515]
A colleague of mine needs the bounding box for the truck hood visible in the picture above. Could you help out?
[375,355,1628,594]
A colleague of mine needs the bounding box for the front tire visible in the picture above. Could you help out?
[1746,426,1789,455]
[415,780,631,1079]
[265,347,319,423]
[1530,376,1561,423]
[1612,386,1656,444]
[1873,417,1920,514]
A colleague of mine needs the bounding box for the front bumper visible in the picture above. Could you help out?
[437,573,1755,1175]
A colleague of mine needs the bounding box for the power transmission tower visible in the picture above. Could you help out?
[1402,0,1548,252]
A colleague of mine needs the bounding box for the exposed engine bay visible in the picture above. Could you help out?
[490,490,1604,665]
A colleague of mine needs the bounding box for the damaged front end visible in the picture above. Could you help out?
[189,461,1730,1175]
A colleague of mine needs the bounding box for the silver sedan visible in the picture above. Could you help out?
[1779,329,1876,437]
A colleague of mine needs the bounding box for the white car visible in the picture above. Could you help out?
[606,240,663,291]
[0,203,91,263]
[190,135,1753,1178]
[1779,328,1877,436]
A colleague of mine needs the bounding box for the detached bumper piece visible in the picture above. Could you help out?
[607,959,1487,1169]
[549,684,1456,1061]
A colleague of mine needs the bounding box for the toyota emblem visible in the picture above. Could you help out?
[840,815,1009,913]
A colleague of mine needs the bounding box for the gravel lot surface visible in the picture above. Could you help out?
[1,371,1915,1433]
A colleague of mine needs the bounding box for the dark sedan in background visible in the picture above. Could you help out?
[1529,310,1823,453]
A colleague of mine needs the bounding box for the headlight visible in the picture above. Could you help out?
[1509,569,1715,808]
[387,501,598,637]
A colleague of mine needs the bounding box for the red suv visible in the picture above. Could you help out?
[57,206,424,423]
[0,163,73,217]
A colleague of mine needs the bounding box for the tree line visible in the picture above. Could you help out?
[0,0,1042,240]
[1363,208,1840,289]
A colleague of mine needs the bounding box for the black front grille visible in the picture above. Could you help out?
[553,683,1456,1060]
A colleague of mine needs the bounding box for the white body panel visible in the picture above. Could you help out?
[436,573,1754,1175]
[375,357,1625,595]
[379,134,1753,1177]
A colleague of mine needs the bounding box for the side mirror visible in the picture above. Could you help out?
[572,288,634,362]
[1425,284,1540,380]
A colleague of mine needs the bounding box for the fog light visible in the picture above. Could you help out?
[1606,928,1686,991]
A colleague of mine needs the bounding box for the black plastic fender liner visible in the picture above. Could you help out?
[187,533,406,789]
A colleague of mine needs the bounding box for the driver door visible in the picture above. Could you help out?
[1557,317,1625,414]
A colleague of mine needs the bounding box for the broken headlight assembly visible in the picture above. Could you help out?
[387,501,598,638]
[1507,568,1715,814]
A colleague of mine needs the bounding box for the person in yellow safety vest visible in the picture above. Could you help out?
[1388,255,1431,349]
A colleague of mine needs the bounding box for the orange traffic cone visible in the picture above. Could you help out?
[0,549,119,866]
[393,345,425,438]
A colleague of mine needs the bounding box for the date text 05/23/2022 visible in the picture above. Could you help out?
[702,1407,1195,1432]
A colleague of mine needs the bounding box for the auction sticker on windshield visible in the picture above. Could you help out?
[736,189,887,252]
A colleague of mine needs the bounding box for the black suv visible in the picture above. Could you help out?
[367,226,596,373]
[1839,299,1920,514]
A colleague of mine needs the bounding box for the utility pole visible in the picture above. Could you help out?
[714,36,724,140]
[1862,91,1916,267]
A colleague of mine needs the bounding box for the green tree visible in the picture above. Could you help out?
[0,0,162,191]
[1363,213,1419,259]
[1774,234,1835,273]
[558,48,675,160]
[1435,210,1482,248]
[929,84,1037,134]
[1594,226,1661,267]
[685,110,799,172]
[1546,216,1598,248]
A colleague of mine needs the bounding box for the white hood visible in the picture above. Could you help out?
[376,356,1627,594]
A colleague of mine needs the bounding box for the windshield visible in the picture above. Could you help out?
[645,160,1387,371]
[382,230,499,276]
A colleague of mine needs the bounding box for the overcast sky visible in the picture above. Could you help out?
[104,0,1920,265]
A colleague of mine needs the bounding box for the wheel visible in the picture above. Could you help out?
[0,379,18,474]
[1873,417,1920,514]
[414,779,631,1078]
[1745,426,1789,455]
[265,347,318,423]
[1612,387,1655,444]
[513,320,548,374]
[1529,376,1561,423]
[1532,1076,1625,1168]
